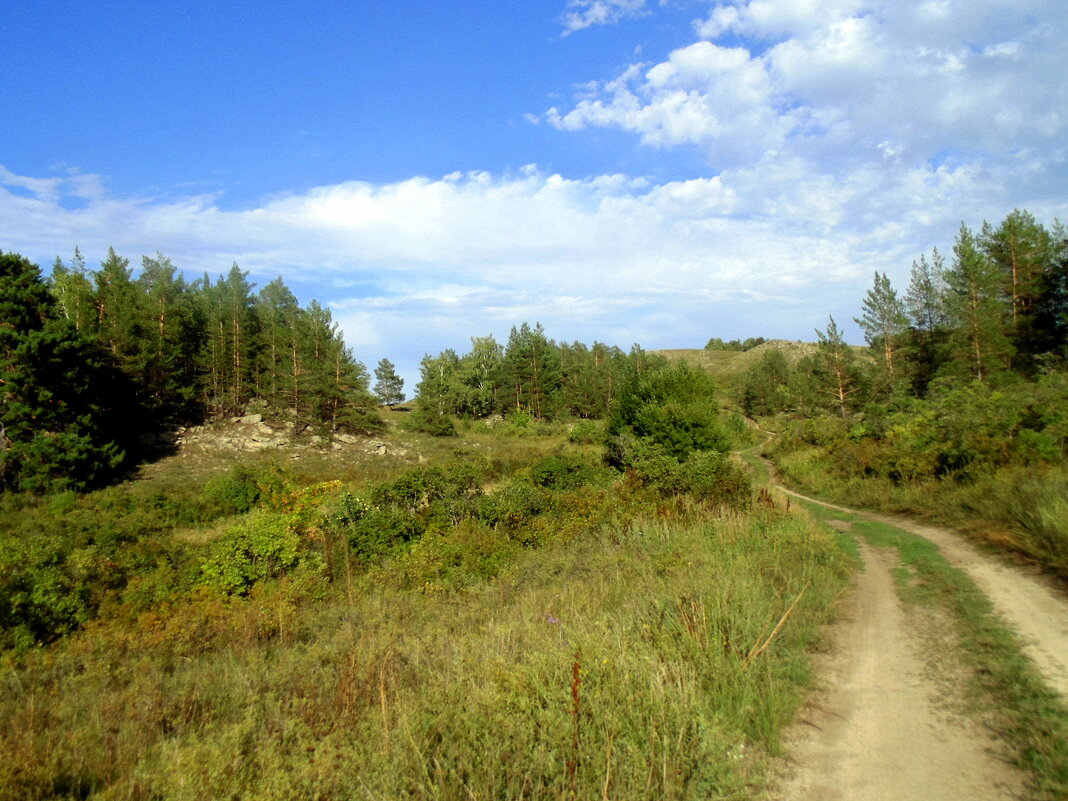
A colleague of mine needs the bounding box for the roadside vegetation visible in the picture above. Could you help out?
[2,205,1063,798]
[732,210,1068,580]
[0,334,851,798]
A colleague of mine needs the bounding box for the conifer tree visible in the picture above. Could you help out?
[0,252,133,492]
[373,358,405,409]
[500,323,563,419]
[255,278,301,409]
[945,224,1013,382]
[854,271,907,391]
[903,249,951,394]
[137,253,203,421]
[813,316,862,417]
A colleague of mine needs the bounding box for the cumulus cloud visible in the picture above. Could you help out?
[3,2,1065,385]
[551,0,1068,171]
[561,0,649,34]
[3,150,1042,390]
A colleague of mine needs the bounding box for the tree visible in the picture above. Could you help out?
[944,223,1013,382]
[136,253,203,422]
[605,361,727,466]
[855,271,908,392]
[48,247,94,333]
[812,316,862,417]
[456,335,503,417]
[0,252,135,492]
[741,348,791,416]
[1030,221,1068,359]
[373,358,405,408]
[499,323,563,419]
[980,209,1053,346]
[903,249,950,394]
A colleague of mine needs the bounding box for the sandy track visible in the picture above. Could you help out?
[776,537,1024,800]
[780,488,1068,700]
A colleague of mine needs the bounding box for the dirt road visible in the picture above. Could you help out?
[770,487,1068,801]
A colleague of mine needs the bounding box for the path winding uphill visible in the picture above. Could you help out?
[768,487,1068,801]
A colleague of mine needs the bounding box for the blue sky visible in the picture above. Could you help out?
[3,1,1067,390]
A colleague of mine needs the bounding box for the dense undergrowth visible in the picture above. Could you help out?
[0,406,851,800]
[763,374,1068,580]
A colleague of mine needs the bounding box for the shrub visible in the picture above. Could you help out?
[568,419,602,444]
[606,362,728,464]
[528,453,603,490]
[199,511,303,595]
[404,406,457,437]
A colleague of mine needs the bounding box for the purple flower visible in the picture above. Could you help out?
[547,614,559,624]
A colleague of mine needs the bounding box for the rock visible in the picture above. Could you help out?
[335,433,359,445]
[240,413,263,424]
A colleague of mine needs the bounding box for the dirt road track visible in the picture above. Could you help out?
[771,487,1068,801]
[781,488,1068,699]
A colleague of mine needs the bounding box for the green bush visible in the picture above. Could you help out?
[528,453,604,490]
[404,406,457,436]
[568,419,602,444]
[606,362,728,464]
[199,511,304,595]
[477,481,550,538]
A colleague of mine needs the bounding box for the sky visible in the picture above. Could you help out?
[3,0,1067,391]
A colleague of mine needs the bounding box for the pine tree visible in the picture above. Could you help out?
[813,316,862,417]
[500,323,563,419]
[980,209,1053,341]
[137,253,203,421]
[945,224,1013,382]
[903,249,951,394]
[255,278,301,409]
[373,358,405,409]
[0,252,133,492]
[854,271,907,391]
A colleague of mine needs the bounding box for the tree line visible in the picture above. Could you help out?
[742,209,1068,418]
[2,249,378,492]
[410,322,666,432]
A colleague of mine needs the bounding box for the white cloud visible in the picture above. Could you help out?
[5,150,1054,391]
[547,41,793,164]
[3,3,1066,386]
[561,0,649,35]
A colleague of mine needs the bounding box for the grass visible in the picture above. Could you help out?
[767,441,1068,582]
[0,418,854,800]
[799,501,1068,800]
[0,512,849,801]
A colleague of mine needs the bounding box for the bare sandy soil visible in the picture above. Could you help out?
[769,488,1068,801]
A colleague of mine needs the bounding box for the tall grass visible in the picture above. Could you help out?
[769,444,1068,580]
[1,510,848,800]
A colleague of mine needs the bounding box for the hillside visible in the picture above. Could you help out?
[654,340,823,398]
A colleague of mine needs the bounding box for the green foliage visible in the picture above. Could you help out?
[705,336,767,351]
[405,404,458,436]
[199,510,304,595]
[606,361,727,464]
[373,357,406,407]
[741,348,792,416]
[528,453,605,490]
[0,251,139,493]
[567,418,603,444]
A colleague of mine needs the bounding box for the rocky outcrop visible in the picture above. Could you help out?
[170,417,408,457]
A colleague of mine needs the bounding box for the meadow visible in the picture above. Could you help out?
[0,413,854,801]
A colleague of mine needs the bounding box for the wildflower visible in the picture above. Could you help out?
[547,614,559,624]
